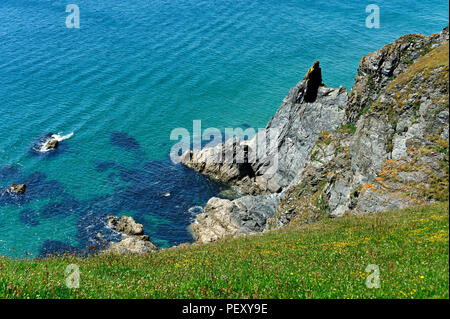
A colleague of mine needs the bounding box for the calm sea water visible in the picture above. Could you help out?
[0,0,448,258]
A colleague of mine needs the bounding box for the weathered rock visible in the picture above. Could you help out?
[181,137,256,190]
[191,193,280,243]
[106,237,158,255]
[347,35,449,214]
[104,215,158,255]
[253,84,347,193]
[267,130,354,229]
[345,26,448,125]
[107,215,144,236]
[303,60,325,102]
[7,184,26,195]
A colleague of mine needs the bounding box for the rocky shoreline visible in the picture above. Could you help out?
[9,27,447,256]
[182,26,449,244]
[103,215,158,255]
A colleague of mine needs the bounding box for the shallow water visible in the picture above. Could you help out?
[0,0,448,258]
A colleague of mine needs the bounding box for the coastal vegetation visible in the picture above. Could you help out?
[1,202,448,299]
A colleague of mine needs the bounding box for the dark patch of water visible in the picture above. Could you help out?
[110,131,142,153]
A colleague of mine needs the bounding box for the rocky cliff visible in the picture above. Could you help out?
[182,26,449,243]
[181,61,348,195]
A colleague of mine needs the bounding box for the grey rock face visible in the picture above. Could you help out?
[180,137,257,191]
[347,34,449,215]
[267,130,354,228]
[190,193,280,243]
[106,236,158,255]
[350,77,449,214]
[41,138,59,151]
[104,215,158,255]
[345,26,448,125]
[107,215,144,236]
[182,61,347,242]
[255,84,347,193]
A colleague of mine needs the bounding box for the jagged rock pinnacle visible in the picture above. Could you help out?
[304,60,324,102]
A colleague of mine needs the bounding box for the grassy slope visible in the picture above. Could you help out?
[1,202,448,299]
[387,41,449,91]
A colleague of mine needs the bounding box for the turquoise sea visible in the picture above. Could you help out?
[0,0,448,258]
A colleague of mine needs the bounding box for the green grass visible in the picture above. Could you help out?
[336,123,357,134]
[0,203,448,299]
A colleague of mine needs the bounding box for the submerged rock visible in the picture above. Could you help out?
[107,215,144,236]
[32,132,73,154]
[7,183,26,194]
[104,215,158,255]
[41,138,59,151]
